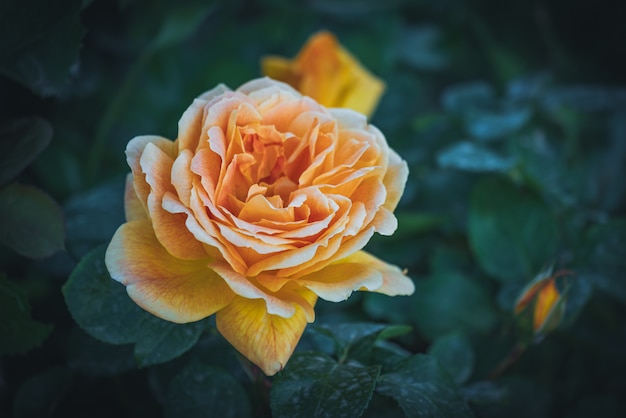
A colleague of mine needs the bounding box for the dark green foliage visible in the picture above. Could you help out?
[0,274,52,355]
[377,354,474,418]
[63,246,209,367]
[0,117,52,186]
[1,0,625,417]
[164,364,252,418]
[271,353,381,418]
[0,183,65,258]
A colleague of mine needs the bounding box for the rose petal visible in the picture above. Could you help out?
[382,148,409,213]
[105,220,234,323]
[296,262,383,302]
[140,144,208,260]
[338,59,385,117]
[126,135,176,209]
[210,261,307,319]
[124,173,147,221]
[336,250,414,296]
[216,287,316,375]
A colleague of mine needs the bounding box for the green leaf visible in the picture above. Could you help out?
[411,271,498,340]
[577,219,626,304]
[395,212,448,238]
[312,322,412,363]
[437,141,516,173]
[469,177,559,282]
[0,274,52,355]
[442,82,494,113]
[0,183,65,258]
[0,117,53,186]
[149,0,218,52]
[13,366,72,418]
[67,327,136,376]
[542,86,626,112]
[164,364,251,418]
[63,246,208,367]
[63,177,126,258]
[397,25,448,71]
[376,354,474,418]
[460,381,508,405]
[0,0,84,96]
[428,333,475,386]
[464,105,531,141]
[362,292,414,324]
[271,352,381,418]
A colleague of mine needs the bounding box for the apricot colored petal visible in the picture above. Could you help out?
[177,99,207,152]
[149,193,209,260]
[383,149,409,213]
[125,135,176,208]
[372,206,398,236]
[105,220,234,323]
[336,250,415,296]
[124,173,147,221]
[196,83,231,101]
[209,261,298,318]
[216,288,317,376]
[171,149,194,206]
[296,262,383,302]
[140,144,207,260]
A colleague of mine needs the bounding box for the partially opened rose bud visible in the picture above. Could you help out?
[261,31,385,118]
[514,266,570,336]
[105,77,413,375]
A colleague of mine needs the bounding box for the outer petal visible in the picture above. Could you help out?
[382,148,409,213]
[335,250,414,296]
[296,263,383,302]
[216,288,317,375]
[126,135,176,210]
[105,219,235,323]
[339,59,385,117]
[124,173,147,221]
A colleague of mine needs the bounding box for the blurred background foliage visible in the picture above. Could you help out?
[1,0,626,417]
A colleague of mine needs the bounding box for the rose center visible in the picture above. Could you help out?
[239,127,298,203]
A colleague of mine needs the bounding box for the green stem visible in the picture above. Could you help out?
[489,342,527,380]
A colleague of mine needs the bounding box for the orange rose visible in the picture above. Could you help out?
[262,31,385,117]
[105,78,413,375]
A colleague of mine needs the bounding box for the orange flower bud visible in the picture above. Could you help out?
[514,267,570,335]
[261,31,385,117]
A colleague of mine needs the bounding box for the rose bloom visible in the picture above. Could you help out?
[262,31,385,118]
[105,77,413,375]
